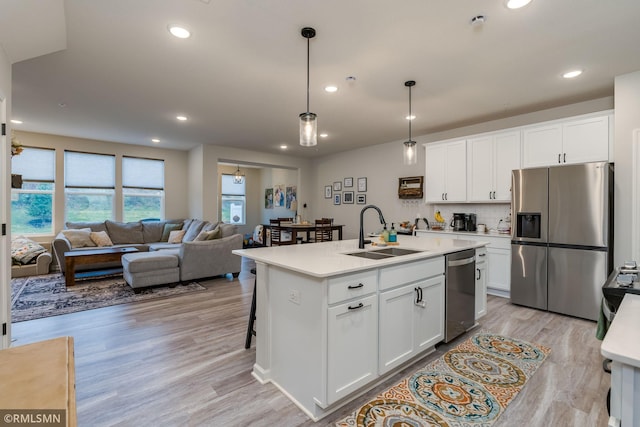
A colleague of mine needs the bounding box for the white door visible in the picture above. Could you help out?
[425,143,446,202]
[378,284,415,374]
[562,115,609,165]
[327,294,378,404]
[467,136,494,202]
[475,248,488,320]
[414,276,445,351]
[493,131,521,201]
[522,124,562,168]
[444,140,467,202]
[0,96,9,348]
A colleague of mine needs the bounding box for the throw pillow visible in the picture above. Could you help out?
[105,220,144,244]
[11,237,47,265]
[61,228,97,248]
[195,227,222,241]
[90,231,113,247]
[168,229,186,244]
[161,223,182,242]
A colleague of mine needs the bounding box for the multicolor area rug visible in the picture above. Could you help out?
[11,273,206,322]
[336,332,550,427]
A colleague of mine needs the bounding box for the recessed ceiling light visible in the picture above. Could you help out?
[151,138,160,143]
[506,0,532,9]
[320,133,328,138]
[168,26,191,39]
[324,86,338,93]
[10,119,23,124]
[176,115,188,121]
[280,144,288,150]
[406,115,416,121]
[562,69,583,79]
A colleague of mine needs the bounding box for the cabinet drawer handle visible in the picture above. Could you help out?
[348,283,364,289]
[348,302,364,310]
[478,253,486,257]
[477,268,481,280]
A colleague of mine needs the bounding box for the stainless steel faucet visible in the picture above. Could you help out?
[359,204,386,249]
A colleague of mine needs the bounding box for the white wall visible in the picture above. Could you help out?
[614,71,640,266]
[0,45,11,348]
[311,97,615,240]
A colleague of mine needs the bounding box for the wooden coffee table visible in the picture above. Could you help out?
[64,247,139,286]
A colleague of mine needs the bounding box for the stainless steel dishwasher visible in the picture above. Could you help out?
[444,249,476,343]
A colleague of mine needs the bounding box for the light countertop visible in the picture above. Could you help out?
[415,229,512,239]
[233,235,485,278]
[601,293,640,368]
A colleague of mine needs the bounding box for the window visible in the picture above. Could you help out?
[64,151,115,222]
[122,156,165,222]
[11,147,55,235]
[221,174,246,225]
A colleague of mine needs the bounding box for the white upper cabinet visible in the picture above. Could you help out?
[468,131,520,202]
[425,139,466,203]
[522,113,610,168]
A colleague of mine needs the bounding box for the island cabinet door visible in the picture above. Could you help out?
[326,294,378,404]
[379,276,444,375]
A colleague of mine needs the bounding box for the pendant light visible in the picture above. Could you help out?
[403,80,417,165]
[299,27,317,147]
[233,165,244,184]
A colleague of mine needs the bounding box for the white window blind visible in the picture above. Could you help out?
[11,147,55,182]
[123,157,164,190]
[65,151,115,188]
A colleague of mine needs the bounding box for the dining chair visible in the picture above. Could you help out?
[314,218,333,242]
[269,219,294,246]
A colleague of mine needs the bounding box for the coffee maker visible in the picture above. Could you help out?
[465,213,477,232]
[451,213,466,231]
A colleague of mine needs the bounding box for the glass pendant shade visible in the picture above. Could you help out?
[299,112,317,147]
[403,140,417,165]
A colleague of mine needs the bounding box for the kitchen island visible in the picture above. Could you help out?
[233,235,485,421]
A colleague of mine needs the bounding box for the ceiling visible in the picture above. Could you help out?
[3,0,640,158]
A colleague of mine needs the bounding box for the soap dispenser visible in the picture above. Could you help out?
[382,224,389,243]
[389,223,397,243]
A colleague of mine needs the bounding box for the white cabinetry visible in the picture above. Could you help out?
[468,131,520,202]
[522,113,610,168]
[379,272,444,375]
[327,293,378,403]
[425,140,466,202]
[475,247,487,320]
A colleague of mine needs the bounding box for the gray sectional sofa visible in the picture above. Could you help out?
[52,219,243,285]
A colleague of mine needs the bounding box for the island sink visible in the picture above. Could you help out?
[345,247,424,260]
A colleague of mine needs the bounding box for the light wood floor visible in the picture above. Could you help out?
[11,259,610,426]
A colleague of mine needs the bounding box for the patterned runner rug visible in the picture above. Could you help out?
[11,273,206,323]
[336,332,550,427]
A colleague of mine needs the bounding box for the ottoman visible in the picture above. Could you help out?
[122,251,180,290]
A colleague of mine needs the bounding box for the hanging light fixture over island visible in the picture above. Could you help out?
[299,27,317,147]
[403,80,417,165]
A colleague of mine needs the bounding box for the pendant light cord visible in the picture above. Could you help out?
[408,84,412,141]
[306,36,310,113]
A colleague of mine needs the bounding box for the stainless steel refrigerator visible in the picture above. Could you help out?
[510,162,613,321]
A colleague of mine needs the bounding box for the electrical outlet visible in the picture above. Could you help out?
[288,289,300,305]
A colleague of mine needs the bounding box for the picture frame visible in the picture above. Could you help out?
[343,191,354,204]
[344,177,353,188]
[356,194,367,204]
[334,193,341,205]
[357,177,367,192]
[333,181,342,191]
[324,185,332,199]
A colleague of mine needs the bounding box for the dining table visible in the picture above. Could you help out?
[262,222,344,245]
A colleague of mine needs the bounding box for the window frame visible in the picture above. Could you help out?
[220,173,246,225]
